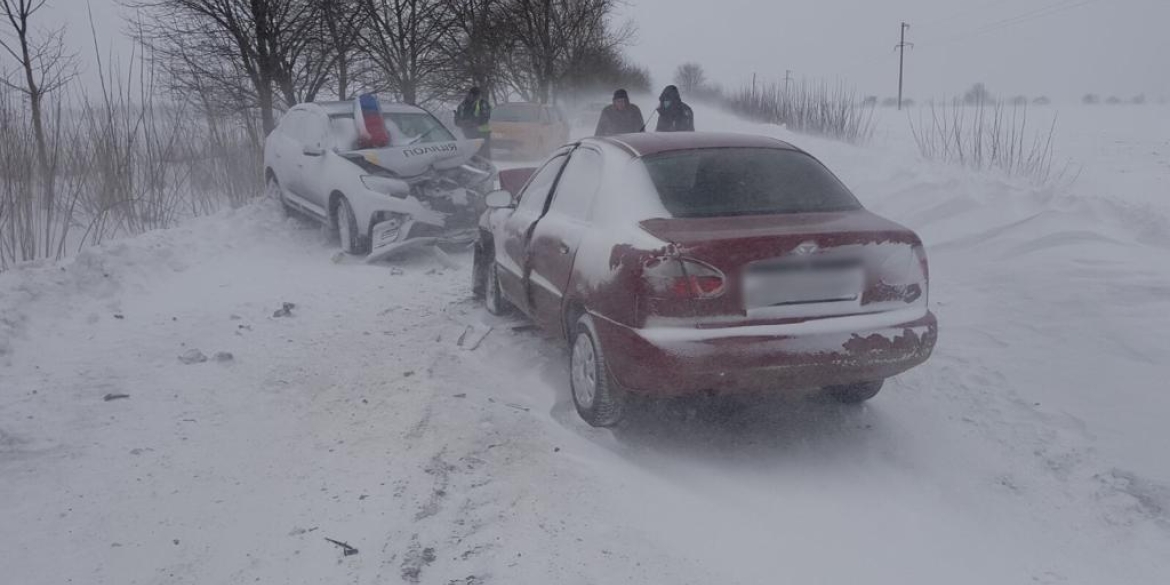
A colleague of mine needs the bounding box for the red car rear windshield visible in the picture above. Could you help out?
[641,147,861,217]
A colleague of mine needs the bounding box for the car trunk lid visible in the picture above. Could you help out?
[636,211,924,325]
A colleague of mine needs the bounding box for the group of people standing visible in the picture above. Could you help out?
[452,84,695,156]
[594,85,694,136]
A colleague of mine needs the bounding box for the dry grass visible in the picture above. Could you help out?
[0,67,260,271]
[724,80,876,144]
[908,100,1072,185]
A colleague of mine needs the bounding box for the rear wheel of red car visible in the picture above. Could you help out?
[823,379,884,404]
[570,314,626,427]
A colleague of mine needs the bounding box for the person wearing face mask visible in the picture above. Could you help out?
[594,89,645,136]
[655,85,694,132]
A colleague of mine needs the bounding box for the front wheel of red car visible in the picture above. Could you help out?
[570,315,626,427]
[483,257,510,316]
[823,379,884,404]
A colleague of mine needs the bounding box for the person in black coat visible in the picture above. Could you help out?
[655,85,694,132]
[594,89,645,136]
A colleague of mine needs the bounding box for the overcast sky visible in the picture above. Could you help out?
[42,0,1170,103]
[618,0,1170,101]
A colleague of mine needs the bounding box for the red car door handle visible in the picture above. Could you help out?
[558,243,570,255]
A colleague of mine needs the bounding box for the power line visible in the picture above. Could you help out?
[919,0,1103,49]
[915,0,1017,29]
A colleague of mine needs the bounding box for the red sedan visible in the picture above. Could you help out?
[473,132,937,427]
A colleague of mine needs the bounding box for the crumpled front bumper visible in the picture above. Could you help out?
[365,217,477,262]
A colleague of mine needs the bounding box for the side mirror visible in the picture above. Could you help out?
[303,145,325,157]
[498,167,537,195]
[484,189,514,209]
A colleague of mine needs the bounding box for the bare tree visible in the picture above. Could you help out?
[128,0,319,134]
[673,62,705,95]
[559,43,650,97]
[436,0,505,100]
[317,0,368,100]
[358,0,453,105]
[501,0,631,103]
[0,0,79,250]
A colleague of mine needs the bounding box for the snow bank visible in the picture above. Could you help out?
[0,203,297,361]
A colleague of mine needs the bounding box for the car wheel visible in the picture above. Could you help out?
[570,314,626,427]
[472,240,488,300]
[267,175,293,215]
[823,379,884,404]
[335,196,367,255]
[483,255,510,316]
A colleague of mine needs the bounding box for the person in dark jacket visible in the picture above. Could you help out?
[594,89,645,136]
[454,86,492,157]
[655,85,694,132]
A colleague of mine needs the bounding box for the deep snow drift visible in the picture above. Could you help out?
[2,104,1169,584]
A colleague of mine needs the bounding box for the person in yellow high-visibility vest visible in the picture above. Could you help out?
[454,87,493,158]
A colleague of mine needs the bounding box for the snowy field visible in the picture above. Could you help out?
[2,104,1169,584]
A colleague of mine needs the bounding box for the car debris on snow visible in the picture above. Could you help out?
[272,302,296,318]
[178,349,208,364]
[456,324,492,351]
[487,397,529,412]
[324,537,359,556]
[102,393,130,402]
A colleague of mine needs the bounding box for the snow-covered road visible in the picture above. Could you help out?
[2,106,1169,584]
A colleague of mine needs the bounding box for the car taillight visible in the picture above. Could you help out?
[643,257,726,300]
[868,244,928,305]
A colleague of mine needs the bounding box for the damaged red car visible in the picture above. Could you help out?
[473,132,937,427]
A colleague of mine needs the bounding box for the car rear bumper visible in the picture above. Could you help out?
[592,308,938,396]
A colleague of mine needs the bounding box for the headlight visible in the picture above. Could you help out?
[361,175,409,196]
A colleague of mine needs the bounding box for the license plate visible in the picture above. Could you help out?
[744,267,864,308]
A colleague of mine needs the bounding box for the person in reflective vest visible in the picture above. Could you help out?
[455,86,493,158]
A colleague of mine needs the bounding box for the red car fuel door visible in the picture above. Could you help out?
[496,152,569,314]
[527,147,604,336]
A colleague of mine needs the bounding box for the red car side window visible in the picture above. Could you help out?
[517,154,568,213]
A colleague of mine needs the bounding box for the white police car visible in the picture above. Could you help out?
[263,100,497,260]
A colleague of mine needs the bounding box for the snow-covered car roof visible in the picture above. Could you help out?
[306,100,431,117]
[592,132,800,158]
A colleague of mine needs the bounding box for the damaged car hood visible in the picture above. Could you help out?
[343,138,484,177]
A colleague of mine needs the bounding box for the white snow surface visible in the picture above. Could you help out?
[2,105,1170,584]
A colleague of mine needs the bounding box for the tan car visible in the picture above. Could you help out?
[490,102,570,159]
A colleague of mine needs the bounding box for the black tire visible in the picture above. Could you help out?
[472,240,488,300]
[335,196,368,255]
[823,379,884,404]
[483,253,510,315]
[570,314,626,427]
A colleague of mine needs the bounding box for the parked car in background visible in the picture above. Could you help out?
[264,101,496,260]
[473,132,937,427]
[490,102,570,159]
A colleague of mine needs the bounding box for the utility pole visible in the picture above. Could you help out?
[895,22,913,111]
[783,69,793,95]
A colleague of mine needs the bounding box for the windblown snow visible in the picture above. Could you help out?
[2,104,1169,584]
